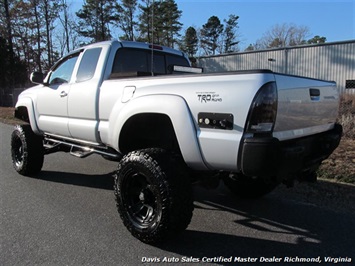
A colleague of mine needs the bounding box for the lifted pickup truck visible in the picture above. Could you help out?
[12,40,342,243]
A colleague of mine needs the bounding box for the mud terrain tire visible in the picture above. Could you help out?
[11,125,44,176]
[114,148,193,243]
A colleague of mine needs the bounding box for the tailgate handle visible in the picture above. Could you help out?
[309,88,320,101]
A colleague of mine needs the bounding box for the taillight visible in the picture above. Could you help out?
[246,82,277,134]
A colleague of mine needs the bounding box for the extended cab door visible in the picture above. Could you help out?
[67,46,104,142]
[36,53,80,136]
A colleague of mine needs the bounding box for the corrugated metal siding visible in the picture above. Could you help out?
[197,40,355,93]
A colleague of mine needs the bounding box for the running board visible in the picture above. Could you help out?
[44,135,122,160]
[70,146,94,158]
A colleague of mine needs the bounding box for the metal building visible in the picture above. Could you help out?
[197,40,355,93]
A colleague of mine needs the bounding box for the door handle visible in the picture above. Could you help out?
[60,91,68,97]
[309,88,320,101]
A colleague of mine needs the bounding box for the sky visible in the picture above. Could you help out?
[72,0,355,50]
[176,0,355,49]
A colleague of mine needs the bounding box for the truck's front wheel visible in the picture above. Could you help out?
[223,174,279,199]
[114,149,193,244]
[11,124,44,176]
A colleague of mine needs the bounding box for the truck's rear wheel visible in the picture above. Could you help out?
[11,124,44,176]
[223,174,279,199]
[114,148,193,244]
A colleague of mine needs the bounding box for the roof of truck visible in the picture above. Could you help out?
[119,40,185,57]
[49,40,188,72]
[70,40,185,57]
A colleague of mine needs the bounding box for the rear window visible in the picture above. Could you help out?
[112,48,189,76]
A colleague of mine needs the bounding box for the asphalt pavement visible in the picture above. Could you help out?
[1,123,354,265]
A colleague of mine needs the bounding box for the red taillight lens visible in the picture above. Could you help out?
[246,82,277,133]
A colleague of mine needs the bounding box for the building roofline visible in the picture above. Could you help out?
[198,39,355,59]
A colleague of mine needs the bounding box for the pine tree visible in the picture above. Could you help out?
[223,14,239,53]
[137,0,151,43]
[159,0,182,47]
[76,0,120,42]
[181,26,198,58]
[138,0,182,47]
[200,16,223,55]
[118,0,138,41]
[307,35,326,44]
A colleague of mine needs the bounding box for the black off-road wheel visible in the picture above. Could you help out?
[223,174,279,199]
[11,124,44,176]
[114,148,193,244]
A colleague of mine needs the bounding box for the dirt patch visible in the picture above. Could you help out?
[317,94,355,184]
[0,107,23,125]
[338,94,355,139]
[318,139,355,184]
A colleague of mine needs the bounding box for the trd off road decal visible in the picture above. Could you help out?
[196,92,223,103]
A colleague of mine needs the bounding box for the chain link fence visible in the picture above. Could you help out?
[338,93,355,139]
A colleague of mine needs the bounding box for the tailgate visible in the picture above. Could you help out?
[273,74,339,140]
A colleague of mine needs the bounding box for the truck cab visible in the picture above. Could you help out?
[24,41,190,142]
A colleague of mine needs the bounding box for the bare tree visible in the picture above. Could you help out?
[57,0,81,55]
[41,0,61,68]
[221,14,239,54]
[257,23,310,49]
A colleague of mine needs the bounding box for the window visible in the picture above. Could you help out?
[166,54,190,69]
[113,49,148,73]
[148,53,165,74]
[346,80,355,89]
[76,48,102,82]
[112,48,189,76]
[49,54,79,85]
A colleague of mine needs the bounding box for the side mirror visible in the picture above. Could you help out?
[30,72,44,84]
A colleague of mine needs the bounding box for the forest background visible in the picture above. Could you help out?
[1,0,332,102]
[1,0,354,183]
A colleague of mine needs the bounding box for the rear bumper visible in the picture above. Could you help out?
[240,123,342,179]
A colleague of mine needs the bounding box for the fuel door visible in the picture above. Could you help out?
[122,86,136,103]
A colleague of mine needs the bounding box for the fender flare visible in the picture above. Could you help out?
[15,97,41,134]
[108,94,208,170]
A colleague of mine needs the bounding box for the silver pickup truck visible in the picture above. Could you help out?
[12,40,342,243]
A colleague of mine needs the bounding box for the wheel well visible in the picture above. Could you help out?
[15,106,30,123]
[119,113,181,154]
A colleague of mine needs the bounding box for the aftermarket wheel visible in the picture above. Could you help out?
[223,174,279,199]
[11,124,44,176]
[114,149,193,244]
